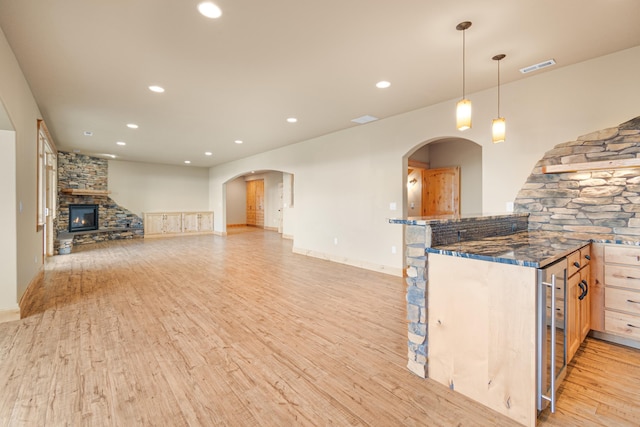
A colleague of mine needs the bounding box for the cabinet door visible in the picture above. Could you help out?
[183,213,199,233]
[144,213,165,235]
[580,268,591,341]
[199,212,214,232]
[567,272,581,361]
[164,213,183,234]
[246,181,256,225]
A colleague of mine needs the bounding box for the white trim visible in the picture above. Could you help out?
[0,306,20,323]
[292,247,403,277]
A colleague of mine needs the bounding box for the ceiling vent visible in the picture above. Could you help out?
[351,115,379,124]
[519,59,556,74]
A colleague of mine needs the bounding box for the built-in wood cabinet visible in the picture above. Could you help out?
[183,212,214,234]
[246,180,264,227]
[566,245,591,361]
[602,245,640,342]
[144,211,213,238]
[428,253,538,427]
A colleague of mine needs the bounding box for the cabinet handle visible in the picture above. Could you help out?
[573,261,580,268]
[627,299,640,305]
[577,280,588,300]
[628,324,639,329]
[584,254,591,260]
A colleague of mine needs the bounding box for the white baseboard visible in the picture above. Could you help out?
[282,234,294,240]
[0,306,20,323]
[292,247,403,277]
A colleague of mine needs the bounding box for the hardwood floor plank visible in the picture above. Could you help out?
[1,229,638,426]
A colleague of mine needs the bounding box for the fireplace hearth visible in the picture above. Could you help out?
[68,204,99,232]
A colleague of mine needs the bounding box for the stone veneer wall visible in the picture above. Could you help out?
[404,214,528,378]
[514,116,640,241]
[56,152,143,249]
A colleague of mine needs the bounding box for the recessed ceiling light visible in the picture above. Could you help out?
[83,131,93,136]
[351,115,379,124]
[205,152,213,156]
[148,85,165,93]
[287,117,298,123]
[116,141,126,146]
[234,140,243,144]
[184,160,191,164]
[376,81,391,89]
[198,2,222,18]
[126,123,139,129]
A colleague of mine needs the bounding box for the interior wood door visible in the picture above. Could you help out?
[255,180,264,228]
[422,166,460,217]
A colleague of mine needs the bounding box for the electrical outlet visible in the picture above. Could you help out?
[506,201,514,212]
[334,237,338,245]
[391,246,397,254]
[389,202,397,211]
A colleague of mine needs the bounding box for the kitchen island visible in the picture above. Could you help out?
[392,213,640,426]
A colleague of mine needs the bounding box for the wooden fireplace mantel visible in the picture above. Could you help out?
[61,189,111,196]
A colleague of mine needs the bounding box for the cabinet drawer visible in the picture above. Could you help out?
[580,245,591,267]
[605,288,640,315]
[567,250,582,277]
[605,310,640,340]
[605,245,640,267]
[604,264,640,291]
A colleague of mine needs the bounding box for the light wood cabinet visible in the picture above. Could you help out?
[144,211,214,238]
[183,212,214,233]
[246,179,264,227]
[428,253,538,427]
[566,245,591,361]
[602,245,640,342]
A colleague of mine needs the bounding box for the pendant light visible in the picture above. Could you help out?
[456,21,472,131]
[492,54,506,143]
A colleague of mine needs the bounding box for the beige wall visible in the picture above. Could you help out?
[108,159,210,216]
[0,26,44,307]
[209,46,640,276]
[225,176,246,225]
[0,129,17,313]
[428,139,482,215]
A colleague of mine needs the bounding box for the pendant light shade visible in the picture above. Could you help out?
[456,99,472,131]
[456,21,472,131]
[492,117,506,143]
[492,54,506,143]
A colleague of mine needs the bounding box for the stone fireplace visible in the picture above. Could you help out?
[56,151,144,253]
[68,204,99,232]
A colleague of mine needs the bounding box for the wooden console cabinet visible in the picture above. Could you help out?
[144,211,214,238]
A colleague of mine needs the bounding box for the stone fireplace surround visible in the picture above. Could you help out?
[56,152,143,254]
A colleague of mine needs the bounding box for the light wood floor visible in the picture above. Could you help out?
[1,229,639,426]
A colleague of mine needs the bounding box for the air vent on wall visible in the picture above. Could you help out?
[519,59,556,74]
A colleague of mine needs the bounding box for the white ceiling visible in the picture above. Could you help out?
[1,0,639,167]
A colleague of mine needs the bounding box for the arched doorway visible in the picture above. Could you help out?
[223,170,294,238]
[404,137,482,217]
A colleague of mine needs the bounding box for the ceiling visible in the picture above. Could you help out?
[1,1,639,167]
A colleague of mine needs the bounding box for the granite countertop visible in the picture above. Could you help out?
[388,213,528,226]
[426,230,591,268]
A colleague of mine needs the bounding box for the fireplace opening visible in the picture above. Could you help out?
[69,204,99,232]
